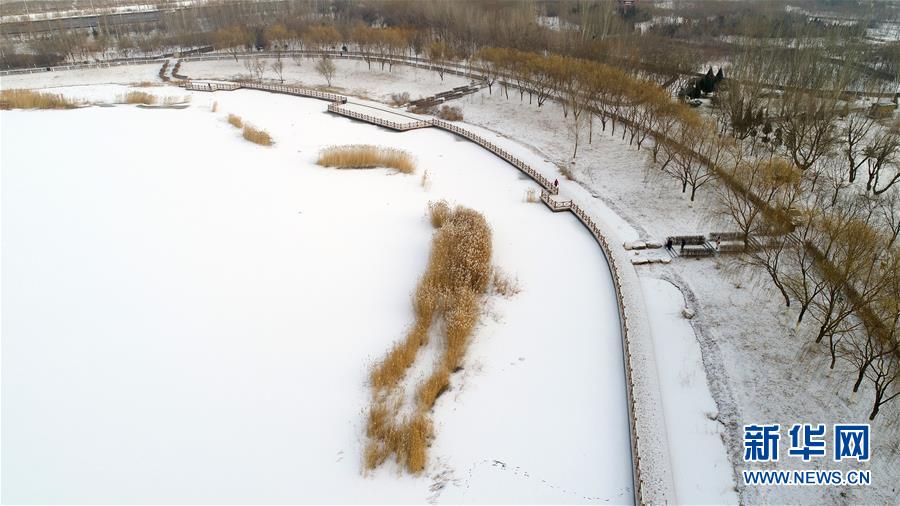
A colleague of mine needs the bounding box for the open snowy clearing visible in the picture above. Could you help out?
[1,86,633,503]
[0,62,162,89]
[181,57,472,103]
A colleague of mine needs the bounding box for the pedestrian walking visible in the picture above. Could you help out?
[715,235,721,251]
[665,238,673,252]
[680,239,685,252]
[553,178,559,189]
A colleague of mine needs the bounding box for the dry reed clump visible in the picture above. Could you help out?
[558,165,575,180]
[211,101,219,113]
[524,187,539,203]
[428,200,450,229]
[242,124,274,146]
[161,95,191,105]
[130,81,163,87]
[227,113,243,128]
[365,204,492,474]
[390,91,410,107]
[0,89,78,110]
[119,91,156,105]
[420,169,430,189]
[436,105,463,121]
[316,145,416,174]
[491,266,521,297]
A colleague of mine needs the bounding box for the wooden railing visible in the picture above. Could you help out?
[547,189,646,505]
[327,102,431,131]
[433,119,646,504]
[184,81,240,91]
[0,57,163,76]
[430,119,557,193]
[539,190,571,211]
[237,81,347,103]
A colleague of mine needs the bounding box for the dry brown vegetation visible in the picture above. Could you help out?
[365,202,492,473]
[524,188,539,203]
[317,145,416,174]
[129,81,163,87]
[491,266,521,297]
[227,113,243,128]
[119,91,156,105]
[242,124,273,146]
[211,101,219,113]
[390,91,410,107]
[0,89,78,110]
[436,104,463,121]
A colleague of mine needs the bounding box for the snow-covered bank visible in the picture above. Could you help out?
[641,277,738,504]
[1,86,632,503]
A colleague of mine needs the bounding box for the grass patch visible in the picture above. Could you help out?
[365,203,492,474]
[317,145,416,174]
[0,89,79,110]
[227,113,243,128]
[242,124,273,146]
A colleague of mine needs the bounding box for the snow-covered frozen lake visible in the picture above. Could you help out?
[1,86,633,503]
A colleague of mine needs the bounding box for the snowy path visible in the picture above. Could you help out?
[640,277,738,504]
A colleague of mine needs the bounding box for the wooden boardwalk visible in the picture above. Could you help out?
[327,102,432,131]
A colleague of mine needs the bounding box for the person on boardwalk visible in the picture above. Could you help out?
[665,238,673,252]
[553,178,559,190]
[680,239,685,253]
[715,235,721,251]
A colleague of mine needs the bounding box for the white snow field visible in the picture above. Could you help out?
[1,86,633,503]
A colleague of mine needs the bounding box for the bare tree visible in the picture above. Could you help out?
[244,56,265,81]
[315,55,336,87]
[272,53,284,83]
[864,131,900,195]
[843,113,875,183]
[864,335,899,420]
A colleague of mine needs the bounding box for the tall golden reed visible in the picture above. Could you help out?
[364,201,492,473]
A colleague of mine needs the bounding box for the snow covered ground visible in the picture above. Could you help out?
[1,85,632,503]
[0,63,163,89]
[451,88,898,505]
[181,57,472,104]
[641,277,738,505]
[5,59,896,505]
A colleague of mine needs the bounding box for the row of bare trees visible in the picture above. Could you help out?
[711,33,899,420]
[470,41,899,421]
